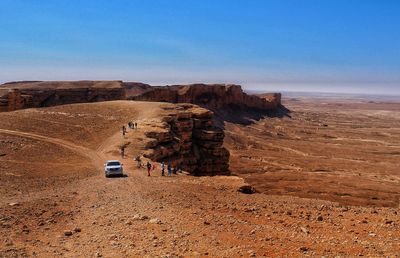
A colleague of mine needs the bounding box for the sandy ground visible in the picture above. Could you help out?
[226,98,400,208]
[0,100,399,257]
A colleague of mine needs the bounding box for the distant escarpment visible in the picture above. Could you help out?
[129,84,281,110]
[122,82,153,97]
[128,84,285,124]
[0,81,125,112]
[1,81,285,122]
[142,104,229,175]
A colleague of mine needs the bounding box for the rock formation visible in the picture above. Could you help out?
[142,104,230,175]
[122,82,153,97]
[0,80,284,176]
[128,84,282,111]
[128,83,287,125]
[0,81,125,111]
[1,81,282,118]
[0,89,30,112]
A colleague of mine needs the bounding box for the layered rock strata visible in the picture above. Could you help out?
[1,81,282,115]
[143,104,229,175]
[129,84,282,111]
[0,81,125,111]
[0,89,30,112]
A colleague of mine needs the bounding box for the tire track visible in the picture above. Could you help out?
[0,129,103,171]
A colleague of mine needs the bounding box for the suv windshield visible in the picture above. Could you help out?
[107,162,121,166]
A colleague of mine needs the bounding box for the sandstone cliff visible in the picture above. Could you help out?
[129,84,282,111]
[1,81,282,118]
[142,104,230,175]
[0,89,25,112]
[0,81,125,111]
[0,80,284,176]
[122,82,153,97]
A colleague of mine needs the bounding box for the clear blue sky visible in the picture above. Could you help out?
[1,0,399,94]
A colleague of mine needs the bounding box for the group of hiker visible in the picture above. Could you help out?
[122,121,138,137]
[119,120,181,177]
[160,161,181,176]
[135,155,180,177]
[128,121,137,129]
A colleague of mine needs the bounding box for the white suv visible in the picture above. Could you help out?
[104,160,123,177]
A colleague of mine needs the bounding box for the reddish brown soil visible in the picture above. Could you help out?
[226,98,400,208]
[0,100,399,257]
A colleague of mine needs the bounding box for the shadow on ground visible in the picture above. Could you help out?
[212,104,291,129]
[105,174,129,178]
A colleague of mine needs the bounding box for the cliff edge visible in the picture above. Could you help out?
[128,84,281,111]
[1,81,285,124]
[141,103,230,175]
[0,81,125,111]
[128,83,286,124]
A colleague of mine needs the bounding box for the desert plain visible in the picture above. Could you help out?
[0,94,399,257]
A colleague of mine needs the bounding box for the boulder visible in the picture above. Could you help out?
[238,185,256,194]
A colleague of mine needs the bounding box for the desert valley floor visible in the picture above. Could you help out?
[0,98,399,257]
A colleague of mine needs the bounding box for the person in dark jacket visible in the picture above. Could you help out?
[146,161,151,176]
[167,164,172,176]
[161,161,165,176]
[122,126,126,137]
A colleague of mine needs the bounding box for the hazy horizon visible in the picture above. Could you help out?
[1,1,399,95]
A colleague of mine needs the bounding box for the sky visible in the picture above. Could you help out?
[0,0,399,94]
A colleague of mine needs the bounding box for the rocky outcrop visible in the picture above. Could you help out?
[0,89,30,112]
[129,84,281,111]
[1,81,282,117]
[122,82,153,97]
[0,81,125,111]
[142,104,229,175]
[258,92,281,107]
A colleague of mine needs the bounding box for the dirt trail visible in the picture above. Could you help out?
[0,128,103,171]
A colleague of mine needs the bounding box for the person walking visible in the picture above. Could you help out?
[134,122,138,129]
[167,164,171,176]
[161,161,165,176]
[120,146,125,158]
[146,161,151,176]
[135,155,142,168]
[122,126,126,137]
